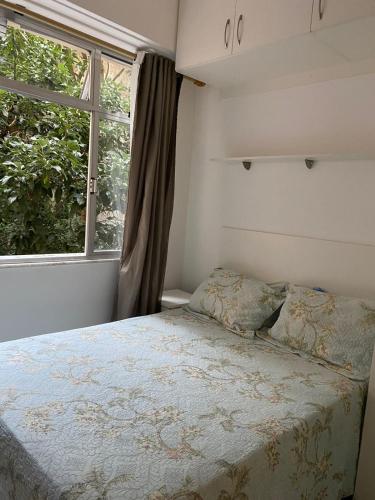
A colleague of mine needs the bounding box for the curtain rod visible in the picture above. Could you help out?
[0,0,206,87]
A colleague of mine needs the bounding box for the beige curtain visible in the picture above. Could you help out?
[114,52,183,320]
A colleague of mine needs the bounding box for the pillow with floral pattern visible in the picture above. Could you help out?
[260,285,375,380]
[187,268,287,338]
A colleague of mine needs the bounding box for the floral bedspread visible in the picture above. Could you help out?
[0,309,366,499]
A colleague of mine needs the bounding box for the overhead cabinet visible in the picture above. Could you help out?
[311,0,375,64]
[311,0,375,31]
[176,0,312,69]
[176,0,236,69]
[232,0,312,55]
[176,0,375,89]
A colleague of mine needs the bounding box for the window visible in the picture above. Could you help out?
[0,14,132,261]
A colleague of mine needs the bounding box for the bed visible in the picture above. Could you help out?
[0,308,365,499]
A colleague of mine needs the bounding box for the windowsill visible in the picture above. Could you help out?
[0,254,120,269]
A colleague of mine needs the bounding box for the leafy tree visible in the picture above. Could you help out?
[0,26,130,255]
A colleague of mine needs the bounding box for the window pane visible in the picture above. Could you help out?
[0,24,90,99]
[0,90,90,255]
[95,119,130,251]
[100,55,131,114]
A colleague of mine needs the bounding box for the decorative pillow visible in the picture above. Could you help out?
[187,268,287,338]
[262,285,375,380]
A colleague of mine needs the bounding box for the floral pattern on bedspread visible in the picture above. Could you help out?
[0,309,365,500]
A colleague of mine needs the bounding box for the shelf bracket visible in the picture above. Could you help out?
[305,159,314,170]
[242,161,252,170]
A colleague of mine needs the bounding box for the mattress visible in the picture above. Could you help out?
[0,308,365,499]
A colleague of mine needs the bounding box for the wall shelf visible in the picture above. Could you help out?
[211,154,375,170]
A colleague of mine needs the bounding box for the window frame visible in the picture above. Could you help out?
[0,11,133,265]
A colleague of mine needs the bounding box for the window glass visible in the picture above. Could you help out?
[100,55,131,114]
[0,14,133,260]
[94,119,130,251]
[0,23,90,99]
[0,90,89,255]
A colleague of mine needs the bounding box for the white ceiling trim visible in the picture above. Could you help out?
[5,0,174,57]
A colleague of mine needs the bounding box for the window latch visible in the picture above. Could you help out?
[89,177,97,194]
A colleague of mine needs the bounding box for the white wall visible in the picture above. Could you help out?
[180,86,224,291]
[0,260,118,342]
[69,0,178,53]
[165,80,196,289]
[180,72,375,292]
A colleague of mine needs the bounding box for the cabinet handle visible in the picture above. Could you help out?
[318,0,324,20]
[224,18,231,48]
[236,14,244,45]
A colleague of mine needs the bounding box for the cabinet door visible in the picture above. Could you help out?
[176,0,236,71]
[311,0,375,31]
[233,0,313,54]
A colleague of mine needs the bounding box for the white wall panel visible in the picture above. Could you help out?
[0,260,118,341]
[181,73,375,292]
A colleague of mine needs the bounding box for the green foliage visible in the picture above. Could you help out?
[0,26,88,97]
[100,78,130,114]
[0,26,130,255]
[96,119,130,250]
